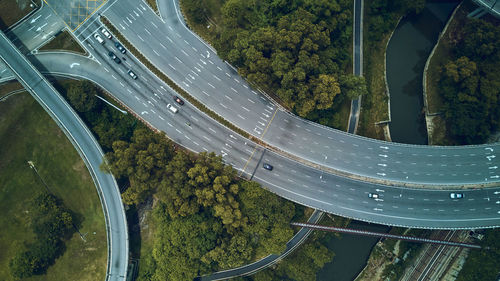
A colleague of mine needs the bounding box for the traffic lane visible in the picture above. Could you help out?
[158,0,182,23]
[251,150,500,228]
[353,0,362,75]
[20,52,500,229]
[111,0,500,186]
[7,4,65,52]
[73,23,500,187]
[104,1,279,132]
[35,49,258,173]
[262,111,500,185]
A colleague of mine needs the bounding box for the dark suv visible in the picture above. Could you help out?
[173,96,184,105]
[263,163,273,171]
[108,51,121,64]
[114,42,126,54]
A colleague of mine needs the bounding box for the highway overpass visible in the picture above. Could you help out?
[0,31,128,281]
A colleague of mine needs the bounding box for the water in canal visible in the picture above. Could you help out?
[316,220,389,281]
[316,2,460,280]
[387,1,459,145]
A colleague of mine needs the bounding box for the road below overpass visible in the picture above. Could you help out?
[0,31,128,281]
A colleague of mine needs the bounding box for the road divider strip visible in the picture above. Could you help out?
[100,16,250,140]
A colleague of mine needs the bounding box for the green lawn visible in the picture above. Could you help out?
[0,0,39,31]
[0,81,25,99]
[0,92,106,281]
[40,30,86,55]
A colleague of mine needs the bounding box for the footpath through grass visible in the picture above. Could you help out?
[0,92,106,281]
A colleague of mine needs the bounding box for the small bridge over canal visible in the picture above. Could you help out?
[292,222,483,249]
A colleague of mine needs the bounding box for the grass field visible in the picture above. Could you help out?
[0,81,25,99]
[426,2,473,114]
[0,0,39,31]
[0,92,106,281]
[357,31,391,140]
[40,30,86,55]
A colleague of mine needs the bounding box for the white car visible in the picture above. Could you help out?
[127,70,138,80]
[101,28,112,39]
[166,103,178,113]
[450,192,464,199]
[93,33,104,44]
[368,193,379,199]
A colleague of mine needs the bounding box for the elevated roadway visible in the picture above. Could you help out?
[3,49,499,229]
[0,31,128,281]
[472,0,500,18]
[2,0,500,232]
[97,0,500,187]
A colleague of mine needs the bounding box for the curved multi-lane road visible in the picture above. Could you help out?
[3,0,500,235]
[2,47,497,229]
[0,32,128,281]
[94,0,500,187]
[2,2,500,280]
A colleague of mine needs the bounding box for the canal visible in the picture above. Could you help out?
[387,1,458,144]
[316,2,460,280]
[316,221,389,281]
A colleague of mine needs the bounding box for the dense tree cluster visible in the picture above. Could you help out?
[105,129,297,280]
[250,239,333,281]
[9,192,74,278]
[457,229,500,281]
[439,18,500,144]
[57,80,137,150]
[366,0,425,41]
[184,0,355,122]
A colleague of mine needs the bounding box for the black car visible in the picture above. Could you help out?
[263,163,273,171]
[173,96,184,105]
[115,42,126,54]
[108,51,121,64]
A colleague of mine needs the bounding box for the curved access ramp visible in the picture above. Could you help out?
[0,32,128,281]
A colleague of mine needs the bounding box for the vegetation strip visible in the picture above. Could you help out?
[100,16,250,140]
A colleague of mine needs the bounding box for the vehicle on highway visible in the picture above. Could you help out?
[368,193,379,199]
[127,70,138,80]
[108,51,121,64]
[450,192,464,199]
[173,96,184,105]
[101,28,112,39]
[263,163,273,171]
[114,42,126,54]
[166,103,178,113]
[93,33,104,44]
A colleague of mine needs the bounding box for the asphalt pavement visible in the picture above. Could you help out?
[3,49,499,229]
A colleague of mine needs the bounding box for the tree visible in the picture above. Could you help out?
[151,205,218,281]
[105,129,175,205]
[340,74,368,100]
[10,191,74,278]
[67,80,98,112]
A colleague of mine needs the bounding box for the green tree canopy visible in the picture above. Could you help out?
[67,80,98,112]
